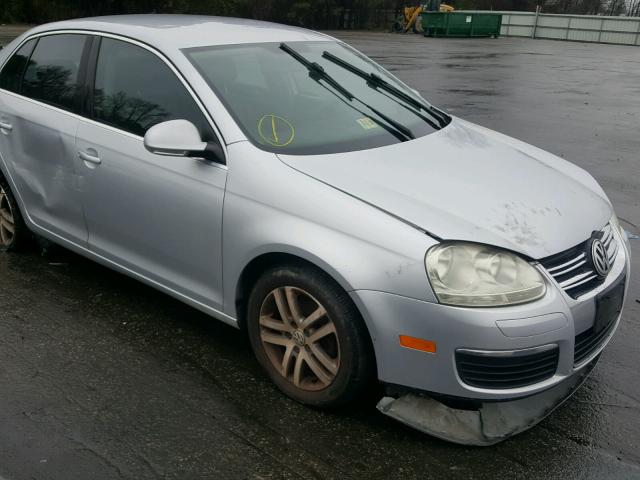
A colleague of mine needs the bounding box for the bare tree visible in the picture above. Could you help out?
[627,0,640,15]
[607,0,625,14]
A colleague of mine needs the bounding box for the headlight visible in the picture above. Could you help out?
[425,242,546,307]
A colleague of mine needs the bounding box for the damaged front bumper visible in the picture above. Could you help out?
[353,228,629,445]
[377,355,598,446]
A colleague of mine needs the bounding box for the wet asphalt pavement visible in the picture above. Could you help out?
[1,30,640,479]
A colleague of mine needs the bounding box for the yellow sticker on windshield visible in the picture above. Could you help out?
[357,117,378,130]
[258,114,296,147]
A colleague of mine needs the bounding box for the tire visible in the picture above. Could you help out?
[0,177,29,252]
[247,263,375,408]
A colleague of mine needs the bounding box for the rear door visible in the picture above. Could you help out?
[76,36,227,310]
[0,33,90,244]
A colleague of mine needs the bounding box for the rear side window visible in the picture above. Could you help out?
[0,39,37,93]
[92,38,213,139]
[21,34,89,112]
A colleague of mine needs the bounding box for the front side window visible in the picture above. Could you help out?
[21,34,88,112]
[185,41,447,155]
[0,39,37,93]
[92,38,213,139]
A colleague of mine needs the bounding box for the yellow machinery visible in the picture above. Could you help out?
[392,3,454,33]
[402,5,425,33]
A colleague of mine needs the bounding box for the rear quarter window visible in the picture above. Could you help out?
[0,39,37,93]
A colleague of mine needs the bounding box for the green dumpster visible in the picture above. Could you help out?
[422,12,502,38]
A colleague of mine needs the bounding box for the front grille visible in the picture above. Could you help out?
[455,346,559,389]
[574,321,616,365]
[539,224,618,299]
[573,277,625,365]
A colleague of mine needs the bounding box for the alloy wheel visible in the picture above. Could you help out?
[0,187,15,247]
[259,286,341,391]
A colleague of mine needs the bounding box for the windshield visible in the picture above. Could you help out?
[184,41,448,155]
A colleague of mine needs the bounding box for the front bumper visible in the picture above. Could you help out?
[350,228,631,401]
[377,355,599,446]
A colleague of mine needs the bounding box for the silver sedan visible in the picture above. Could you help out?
[0,15,631,443]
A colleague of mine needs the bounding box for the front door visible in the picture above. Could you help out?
[76,37,227,310]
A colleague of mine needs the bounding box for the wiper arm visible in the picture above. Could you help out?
[280,43,354,102]
[322,51,448,128]
[279,43,413,141]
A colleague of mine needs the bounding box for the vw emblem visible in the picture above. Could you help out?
[292,330,306,347]
[591,238,610,277]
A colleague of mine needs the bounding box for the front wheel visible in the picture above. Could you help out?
[247,264,374,407]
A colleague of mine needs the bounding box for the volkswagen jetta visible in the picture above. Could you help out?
[0,15,631,443]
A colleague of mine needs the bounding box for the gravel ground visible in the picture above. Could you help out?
[0,28,639,480]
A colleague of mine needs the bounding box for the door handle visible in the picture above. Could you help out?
[78,150,102,165]
[0,121,13,132]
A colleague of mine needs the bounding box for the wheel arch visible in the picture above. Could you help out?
[233,249,356,332]
[234,249,379,389]
[0,152,28,221]
[0,153,9,184]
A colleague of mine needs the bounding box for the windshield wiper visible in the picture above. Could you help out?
[280,43,353,102]
[322,51,449,129]
[279,43,413,141]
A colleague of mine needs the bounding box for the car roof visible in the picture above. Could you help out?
[27,14,334,51]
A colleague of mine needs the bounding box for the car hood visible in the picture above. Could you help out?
[277,118,612,259]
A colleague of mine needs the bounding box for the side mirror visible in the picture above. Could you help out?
[144,119,224,163]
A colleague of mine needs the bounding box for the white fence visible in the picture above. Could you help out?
[494,11,640,45]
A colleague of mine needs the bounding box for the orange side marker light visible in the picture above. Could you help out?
[399,335,437,353]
